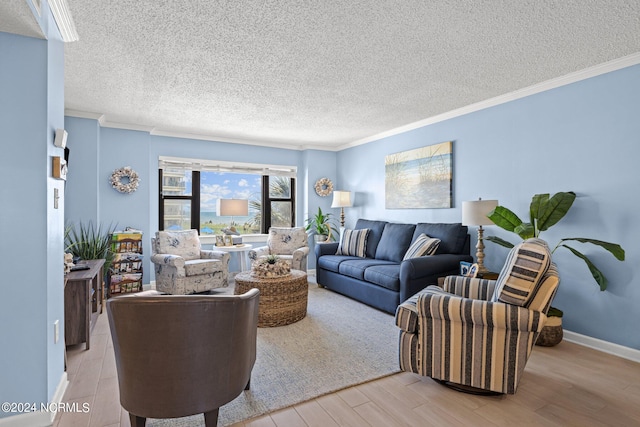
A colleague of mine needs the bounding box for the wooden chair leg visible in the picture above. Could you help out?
[129,413,147,427]
[204,408,219,427]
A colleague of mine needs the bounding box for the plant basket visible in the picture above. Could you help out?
[536,316,563,347]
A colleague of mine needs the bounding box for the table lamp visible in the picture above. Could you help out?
[331,191,352,228]
[217,199,249,227]
[462,198,498,275]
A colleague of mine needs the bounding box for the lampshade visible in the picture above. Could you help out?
[331,191,352,208]
[217,199,249,216]
[462,199,499,226]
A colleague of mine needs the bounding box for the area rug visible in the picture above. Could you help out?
[149,281,400,426]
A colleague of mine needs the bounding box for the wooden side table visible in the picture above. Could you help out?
[477,271,499,280]
[65,259,105,350]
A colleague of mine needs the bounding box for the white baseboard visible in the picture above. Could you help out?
[0,373,68,426]
[562,329,640,363]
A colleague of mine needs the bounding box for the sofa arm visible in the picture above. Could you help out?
[150,254,185,269]
[200,250,230,265]
[248,246,270,262]
[443,275,497,301]
[417,287,545,332]
[315,242,339,259]
[399,253,473,301]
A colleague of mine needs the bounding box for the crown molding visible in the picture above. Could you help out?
[338,52,640,151]
[65,53,640,152]
[150,129,306,151]
[64,110,339,151]
[64,109,104,122]
[49,0,78,42]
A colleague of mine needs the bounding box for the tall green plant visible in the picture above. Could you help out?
[305,207,338,241]
[65,221,117,272]
[486,192,625,291]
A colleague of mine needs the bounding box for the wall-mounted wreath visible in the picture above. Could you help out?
[110,166,140,194]
[314,177,333,197]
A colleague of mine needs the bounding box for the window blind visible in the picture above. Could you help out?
[158,156,297,178]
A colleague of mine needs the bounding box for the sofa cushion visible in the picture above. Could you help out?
[403,233,441,260]
[355,219,388,258]
[336,228,370,257]
[363,264,402,291]
[375,223,416,262]
[339,259,397,281]
[491,238,551,307]
[413,223,468,255]
[317,255,359,273]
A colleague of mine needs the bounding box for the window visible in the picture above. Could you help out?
[159,157,296,235]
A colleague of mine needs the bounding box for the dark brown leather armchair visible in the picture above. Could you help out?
[107,289,260,427]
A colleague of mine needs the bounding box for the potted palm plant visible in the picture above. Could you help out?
[65,221,117,273]
[485,191,625,346]
[305,207,338,243]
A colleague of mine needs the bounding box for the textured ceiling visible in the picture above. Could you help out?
[0,1,44,39]
[3,1,640,149]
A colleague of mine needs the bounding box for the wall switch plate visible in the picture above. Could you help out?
[54,320,59,344]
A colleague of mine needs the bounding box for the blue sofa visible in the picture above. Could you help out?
[315,219,472,314]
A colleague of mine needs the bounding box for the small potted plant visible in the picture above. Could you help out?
[305,207,338,243]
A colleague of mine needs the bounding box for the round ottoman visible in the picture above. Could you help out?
[234,269,308,327]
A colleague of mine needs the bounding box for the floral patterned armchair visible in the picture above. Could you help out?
[249,227,310,272]
[151,229,229,294]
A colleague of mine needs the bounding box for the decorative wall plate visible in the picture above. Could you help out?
[314,177,333,197]
[110,166,140,193]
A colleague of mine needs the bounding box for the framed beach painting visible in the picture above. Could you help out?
[385,141,453,209]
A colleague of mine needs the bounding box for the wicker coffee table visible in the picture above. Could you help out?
[234,269,308,327]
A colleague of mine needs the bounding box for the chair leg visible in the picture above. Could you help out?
[129,413,147,427]
[245,378,251,390]
[204,408,219,427]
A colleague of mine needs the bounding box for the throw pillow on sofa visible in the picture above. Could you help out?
[336,228,370,257]
[403,233,441,260]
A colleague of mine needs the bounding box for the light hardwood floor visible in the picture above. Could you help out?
[55,299,640,427]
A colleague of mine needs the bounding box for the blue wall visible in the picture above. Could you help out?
[63,124,343,279]
[337,64,640,349]
[65,64,640,349]
[63,67,639,350]
[0,2,66,418]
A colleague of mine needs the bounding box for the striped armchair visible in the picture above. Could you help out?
[395,238,559,394]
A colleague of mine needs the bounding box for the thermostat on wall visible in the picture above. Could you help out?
[54,128,68,148]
